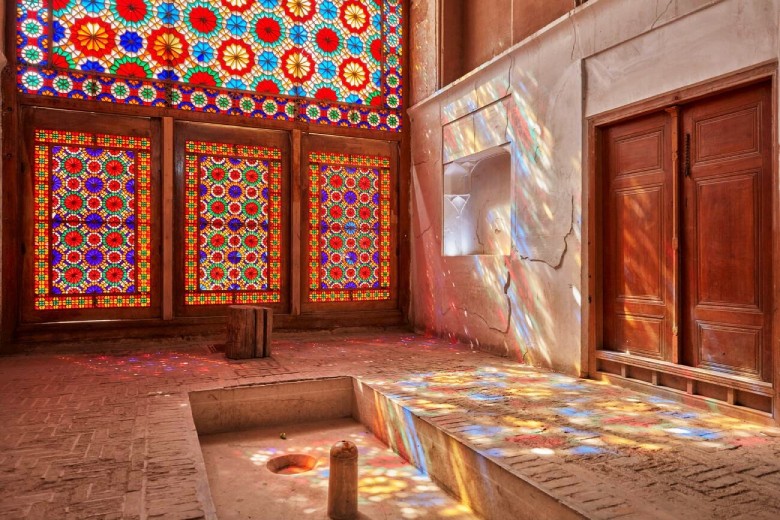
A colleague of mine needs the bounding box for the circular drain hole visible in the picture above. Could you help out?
[266,454,318,475]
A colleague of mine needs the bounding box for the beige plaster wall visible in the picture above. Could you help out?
[407,0,780,375]
[410,0,438,105]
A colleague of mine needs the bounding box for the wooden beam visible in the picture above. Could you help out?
[584,119,598,378]
[665,106,680,364]
[397,0,412,322]
[162,117,174,319]
[1,65,20,347]
[11,309,406,345]
[290,129,302,316]
[17,95,404,142]
[596,350,773,396]
[770,69,780,427]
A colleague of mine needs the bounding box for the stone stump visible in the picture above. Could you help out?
[225,306,272,359]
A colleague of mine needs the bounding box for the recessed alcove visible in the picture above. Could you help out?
[442,146,511,256]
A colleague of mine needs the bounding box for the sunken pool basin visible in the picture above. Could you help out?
[189,377,585,520]
[198,418,474,519]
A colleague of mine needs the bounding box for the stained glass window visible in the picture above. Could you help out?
[307,152,390,302]
[17,0,403,130]
[184,140,282,305]
[33,130,152,309]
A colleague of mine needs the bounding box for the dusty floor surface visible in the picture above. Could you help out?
[200,418,477,519]
[1,329,780,519]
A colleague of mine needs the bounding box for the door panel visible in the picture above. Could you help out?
[301,134,397,312]
[615,130,664,175]
[603,111,674,359]
[173,122,290,317]
[695,107,759,160]
[21,108,162,323]
[695,172,759,307]
[682,82,772,381]
[696,322,762,376]
[614,186,664,300]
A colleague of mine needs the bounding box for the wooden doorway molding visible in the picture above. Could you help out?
[585,61,780,425]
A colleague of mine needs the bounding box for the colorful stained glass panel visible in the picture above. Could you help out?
[307,151,390,302]
[33,130,152,310]
[184,140,281,305]
[16,0,403,130]
[51,0,171,79]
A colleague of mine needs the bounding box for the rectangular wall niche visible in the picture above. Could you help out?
[443,147,511,256]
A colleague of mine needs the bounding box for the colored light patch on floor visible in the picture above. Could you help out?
[199,418,478,520]
[11,331,780,520]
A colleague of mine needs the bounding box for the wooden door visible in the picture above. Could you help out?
[603,111,675,359]
[301,135,398,312]
[173,122,290,317]
[681,82,773,382]
[20,108,162,323]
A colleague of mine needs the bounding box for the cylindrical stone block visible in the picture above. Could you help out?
[327,440,358,519]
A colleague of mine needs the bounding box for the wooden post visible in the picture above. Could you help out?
[225,306,273,359]
[162,117,174,320]
[327,440,358,520]
[290,129,302,316]
[261,307,273,357]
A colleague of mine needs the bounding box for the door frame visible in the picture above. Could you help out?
[584,61,780,425]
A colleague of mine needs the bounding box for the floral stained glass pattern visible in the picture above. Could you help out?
[17,0,403,130]
[307,152,390,302]
[184,140,282,305]
[33,130,152,310]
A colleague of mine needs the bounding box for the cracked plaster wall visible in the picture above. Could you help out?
[407,0,780,376]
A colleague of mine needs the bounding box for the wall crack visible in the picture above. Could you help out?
[516,193,575,269]
[439,269,512,336]
[651,0,675,29]
[415,224,433,240]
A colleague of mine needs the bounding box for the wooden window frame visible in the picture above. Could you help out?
[300,134,399,314]
[19,108,163,324]
[3,108,407,340]
[172,122,292,318]
[1,0,411,345]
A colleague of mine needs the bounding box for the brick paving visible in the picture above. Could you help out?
[1,330,780,519]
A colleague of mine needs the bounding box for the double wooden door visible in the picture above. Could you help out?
[603,81,773,382]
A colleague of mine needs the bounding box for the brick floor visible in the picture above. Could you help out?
[1,330,780,519]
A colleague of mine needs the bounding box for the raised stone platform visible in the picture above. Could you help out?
[1,330,780,519]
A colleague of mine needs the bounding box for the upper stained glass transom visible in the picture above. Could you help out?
[17,0,403,130]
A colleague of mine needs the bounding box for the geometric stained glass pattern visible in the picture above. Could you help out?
[184,140,282,305]
[298,0,402,129]
[33,130,152,309]
[17,0,403,131]
[307,151,390,302]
